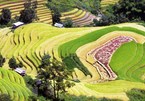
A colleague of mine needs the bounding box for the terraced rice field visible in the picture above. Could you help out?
[101,0,119,12]
[0,0,52,24]
[0,0,100,26]
[0,68,32,101]
[1,23,145,100]
[61,8,98,26]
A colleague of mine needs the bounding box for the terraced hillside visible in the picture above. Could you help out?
[61,8,98,26]
[0,0,52,24]
[1,23,145,100]
[0,0,98,26]
[0,68,32,101]
[101,0,119,12]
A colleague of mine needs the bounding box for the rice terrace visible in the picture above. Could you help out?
[0,0,145,101]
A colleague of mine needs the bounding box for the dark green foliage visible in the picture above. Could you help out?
[28,95,50,101]
[52,8,61,25]
[19,8,36,23]
[46,0,100,15]
[0,54,5,67]
[8,57,23,69]
[0,8,11,25]
[8,57,17,69]
[63,54,91,76]
[37,55,74,100]
[93,16,109,26]
[126,88,145,101]
[63,94,121,101]
[0,94,12,101]
[63,18,73,28]
[23,75,35,88]
[100,0,145,25]
[110,0,145,23]
[19,0,37,23]
[98,97,121,101]
[28,95,37,101]
[39,54,51,68]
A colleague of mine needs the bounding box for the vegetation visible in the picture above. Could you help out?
[0,54,5,67]
[113,0,145,22]
[126,88,145,101]
[8,57,23,69]
[1,0,145,101]
[110,41,145,82]
[46,0,101,14]
[19,0,37,23]
[96,0,145,26]
[36,55,74,100]
[52,8,61,25]
[1,22,145,100]
[0,68,32,101]
[0,8,11,25]
[0,94,12,101]
[63,18,73,28]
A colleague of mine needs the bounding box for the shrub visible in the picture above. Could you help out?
[0,94,12,101]
[63,18,73,28]
[19,8,36,23]
[0,8,11,25]
[126,88,145,101]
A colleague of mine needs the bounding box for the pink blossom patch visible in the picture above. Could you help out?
[89,36,134,80]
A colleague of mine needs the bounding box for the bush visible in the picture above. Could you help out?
[63,18,73,28]
[0,94,11,101]
[19,8,36,23]
[126,88,145,101]
[0,8,11,25]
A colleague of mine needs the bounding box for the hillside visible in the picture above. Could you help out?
[0,23,145,100]
[101,0,119,11]
[0,0,100,26]
[0,0,52,24]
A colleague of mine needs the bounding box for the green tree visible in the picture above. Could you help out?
[52,8,61,25]
[63,18,73,28]
[0,54,5,67]
[8,57,23,69]
[19,0,37,23]
[0,94,12,101]
[0,8,11,25]
[126,88,145,101]
[37,55,74,100]
[113,0,145,22]
[19,8,36,23]
[8,57,17,69]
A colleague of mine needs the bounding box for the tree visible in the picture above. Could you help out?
[19,0,37,23]
[63,18,73,28]
[8,57,17,69]
[0,94,12,101]
[51,8,61,25]
[19,8,36,23]
[37,55,74,100]
[8,57,23,69]
[0,54,5,67]
[113,0,145,22]
[0,8,11,25]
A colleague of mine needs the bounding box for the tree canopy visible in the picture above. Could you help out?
[36,55,74,100]
[0,8,11,25]
[113,0,145,21]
